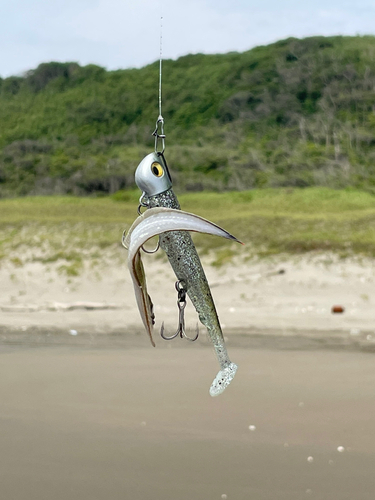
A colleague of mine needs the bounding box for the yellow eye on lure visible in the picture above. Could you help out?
[151,162,164,177]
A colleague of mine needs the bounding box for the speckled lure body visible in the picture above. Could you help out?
[133,152,240,396]
[147,190,234,376]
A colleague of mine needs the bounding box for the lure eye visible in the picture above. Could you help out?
[151,162,164,177]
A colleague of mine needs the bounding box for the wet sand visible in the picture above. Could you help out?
[1,341,375,500]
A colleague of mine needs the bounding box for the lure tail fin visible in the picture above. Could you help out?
[209,362,238,397]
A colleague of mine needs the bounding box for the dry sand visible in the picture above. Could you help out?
[1,252,375,347]
[1,253,375,499]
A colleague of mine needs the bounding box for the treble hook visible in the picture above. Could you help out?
[160,281,199,342]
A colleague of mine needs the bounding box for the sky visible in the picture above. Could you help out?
[1,0,374,78]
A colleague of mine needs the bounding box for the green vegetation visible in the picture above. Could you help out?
[2,35,375,195]
[1,189,375,275]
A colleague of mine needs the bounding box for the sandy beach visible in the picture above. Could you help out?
[1,251,375,347]
[1,253,375,499]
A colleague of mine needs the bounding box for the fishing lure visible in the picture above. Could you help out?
[124,17,241,395]
[124,152,242,396]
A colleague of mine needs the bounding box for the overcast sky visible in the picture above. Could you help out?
[1,0,374,78]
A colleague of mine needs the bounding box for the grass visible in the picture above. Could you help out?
[182,187,375,258]
[0,195,137,224]
[1,187,375,273]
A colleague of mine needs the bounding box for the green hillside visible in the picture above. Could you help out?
[1,35,375,196]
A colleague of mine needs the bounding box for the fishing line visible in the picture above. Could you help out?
[153,1,166,153]
[158,4,163,119]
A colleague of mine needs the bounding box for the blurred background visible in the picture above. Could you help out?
[1,2,375,500]
[1,0,375,196]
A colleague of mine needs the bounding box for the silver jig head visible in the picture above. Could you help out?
[135,152,172,198]
[160,280,199,342]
